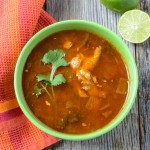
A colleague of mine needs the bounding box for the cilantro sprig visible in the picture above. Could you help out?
[34,49,69,99]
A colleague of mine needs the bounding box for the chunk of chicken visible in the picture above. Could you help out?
[72,46,101,81]
[76,69,92,81]
[70,57,82,69]
[70,46,101,71]
[70,53,84,69]
[70,46,105,98]
[82,46,102,71]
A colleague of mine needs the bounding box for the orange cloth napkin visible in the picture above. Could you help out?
[0,0,60,149]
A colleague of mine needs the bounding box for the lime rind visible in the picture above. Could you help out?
[100,0,140,13]
[118,9,150,43]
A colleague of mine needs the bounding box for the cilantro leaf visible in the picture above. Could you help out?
[42,49,68,69]
[33,85,42,97]
[54,58,68,69]
[51,74,66,86]
[37,73,50,82]
[42,49,69,81]
[36,73,51,85]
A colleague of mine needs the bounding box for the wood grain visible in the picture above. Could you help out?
[44,0,150,149]
[136,1,150,150]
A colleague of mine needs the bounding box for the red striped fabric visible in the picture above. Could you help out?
[0,0,59,149]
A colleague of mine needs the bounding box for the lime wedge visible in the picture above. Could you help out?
[118,9,150,43]
[100,0,140,13]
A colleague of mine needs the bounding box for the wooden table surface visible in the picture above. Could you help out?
[44,0,150,149]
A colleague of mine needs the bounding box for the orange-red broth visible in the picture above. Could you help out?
[23,30,128,134]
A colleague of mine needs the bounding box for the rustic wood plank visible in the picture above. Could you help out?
[137,1,150,150]
[45,0,140,149]
[136,41,150,150]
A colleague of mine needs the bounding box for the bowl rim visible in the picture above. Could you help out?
[14,20,138,140]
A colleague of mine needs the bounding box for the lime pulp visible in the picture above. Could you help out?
[118,9,150,43]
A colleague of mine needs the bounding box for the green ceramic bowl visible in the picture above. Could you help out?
[14,20,138,140]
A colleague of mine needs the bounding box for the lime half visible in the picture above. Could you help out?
[118,10,150,43]
[100,0,140,13]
